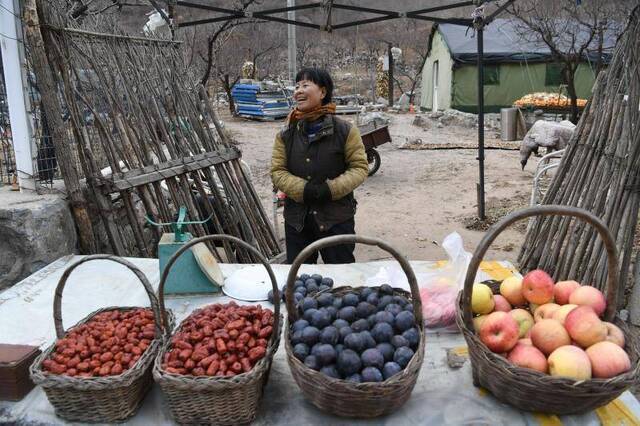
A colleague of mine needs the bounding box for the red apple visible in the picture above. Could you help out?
[493,294,512,312]
[569,286,606,317]
[533,303,561,323]
[604,322,625,348]
[508,343,548,373]
[530,319,571,355]
[548,345,592,380]
[479,311,520,353]
[586,341,631,379]
[522,270,554,304]
[554,280,581,305]
[564,306,607,348]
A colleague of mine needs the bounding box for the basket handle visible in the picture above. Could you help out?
[157,235,280,345]
[53,254,164,340]
[461,205,619,330]
[285,235,422,325]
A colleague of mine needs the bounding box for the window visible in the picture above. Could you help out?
[545,63,566,86]
[483,65,500,85]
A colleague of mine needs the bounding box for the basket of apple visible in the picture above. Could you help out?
[455,205,640,415]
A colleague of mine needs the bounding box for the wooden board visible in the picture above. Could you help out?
[191,242,224,287]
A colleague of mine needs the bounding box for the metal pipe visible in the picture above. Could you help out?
[477,25,485,220]
[287,0,297,82]
[388,42,393,108]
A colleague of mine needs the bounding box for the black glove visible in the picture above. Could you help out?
[303,181,332,204]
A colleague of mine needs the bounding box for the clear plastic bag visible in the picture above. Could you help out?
[418,232,472,333]
[365,233,471,333]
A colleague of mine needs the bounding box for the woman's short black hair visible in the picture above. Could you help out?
[295,67,333,105]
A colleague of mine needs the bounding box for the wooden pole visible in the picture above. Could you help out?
[24,0,96,253]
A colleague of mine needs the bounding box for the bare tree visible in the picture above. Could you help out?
[510,0,632,122]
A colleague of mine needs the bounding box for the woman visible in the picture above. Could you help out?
[271,68,368,264]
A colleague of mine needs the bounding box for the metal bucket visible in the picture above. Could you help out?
[501,108,518,141]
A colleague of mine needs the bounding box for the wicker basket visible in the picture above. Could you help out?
[152,234,282,425]
[456,205,640,414]
[284,234,425,418]
[29,254,171,423]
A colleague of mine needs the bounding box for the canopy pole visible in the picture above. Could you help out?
[476,24,486,220]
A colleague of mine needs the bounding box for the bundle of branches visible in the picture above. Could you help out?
[518,7,640,310]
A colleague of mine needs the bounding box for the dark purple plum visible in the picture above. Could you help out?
[320,365,340,379]
[391,335,410,349]
[344,332,365,353]
[311,343,323,356]
[319,326,339,345]
[379,284,394,295]
[321,277,334,288]
[368,314,377,328]
[339,326,353,343]
[385,303,403,317]
[315,344,336,366]
[392,295,408,307]
[360,331,377,349]
[359,287,374,301]
[317,293,333,307]
[393,346,415,368]
[291,330,303,345]
[394,311,415,332]
[337,349,362,376]
[291,319,309,333]
[293,343,309,361]
[324,306,337,321]
[382,362,402,380]
[361,366,383,382]
[305,278,318,288]
[299,273,310,282]
[306,282,319,294]
[302,308,318,322]
[361,348,384,370]
[301,326,320,346]
[304,355,320,371]
[293,279,305,289]
[356,302,376,319]
[333,319,349,329]
[301,297,318,311]
[267,290,274,304]
[293,292,304,305]
[371,322,394,343]
[311,274,323,283]
[342,293,360,307]
[296,286,307,297]
[378,295,394,310]
[376,343,395,362]
[333,297,343,309]
[310,310,331,329]
[402,328,420,349]
[374,311,395,325]
[351,319,370,332]
[318,285,330,292]
[337,306,357,322]
[366,293,380,306]
[404,303,414,312]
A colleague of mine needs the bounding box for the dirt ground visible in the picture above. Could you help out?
[221,110,536,265]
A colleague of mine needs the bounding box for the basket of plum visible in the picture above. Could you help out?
[284,235,425,418]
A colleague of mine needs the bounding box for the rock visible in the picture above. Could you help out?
[376,97,389,107]
[428,111,444,119]
[398,137,428,150]
[358,112,391,128]
[0,189,77,289]
[412,115,431,129]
